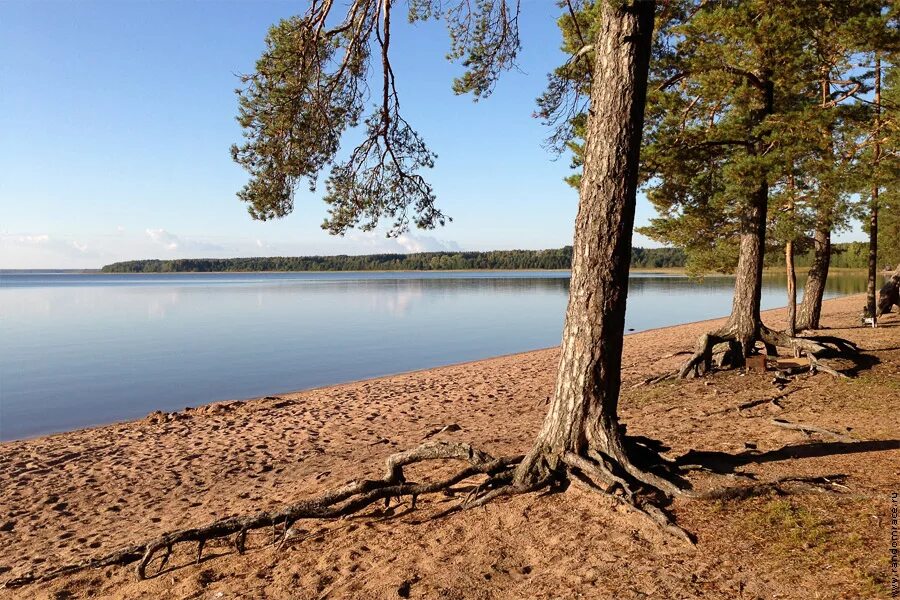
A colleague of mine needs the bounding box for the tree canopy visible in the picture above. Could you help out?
[231,0,524,237]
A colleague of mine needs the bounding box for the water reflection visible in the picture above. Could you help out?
[0,270,872,440]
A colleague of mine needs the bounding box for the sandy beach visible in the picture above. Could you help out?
[2,292,898,599]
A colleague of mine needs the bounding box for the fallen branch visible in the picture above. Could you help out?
[631,370,678,388]
[807,354,850,379]
[769,419,855,442]
[702,387,806,417]
[422,423,462,440]
[700,474,852,501]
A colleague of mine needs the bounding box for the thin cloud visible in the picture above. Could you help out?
[145,229,225,253]
[6,234,50,244]
[145,228,180,251]
[396,233,462,253]
[346,231,463,254]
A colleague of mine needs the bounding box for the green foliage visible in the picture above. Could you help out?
[535,0,599,162]
[637,0,896,275]
[640,2,804,270]
[876,61,900,268]
[548,2,897,275]
[232,1,522,238]
[762,241,895,270]
[231,15,367,223]
[878,193,900,269]
[100,246,687,273]
[783,241,887,269]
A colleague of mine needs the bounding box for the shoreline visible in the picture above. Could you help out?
[0,293,862,446]
[4,266,877,276]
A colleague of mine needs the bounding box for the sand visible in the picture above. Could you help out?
[1,293,898,599]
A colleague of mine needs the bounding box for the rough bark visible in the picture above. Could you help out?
[797,221,831,330]
[725,180,769,355]
[514,0,662,488]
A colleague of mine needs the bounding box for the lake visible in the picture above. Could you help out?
[0,270,871,441]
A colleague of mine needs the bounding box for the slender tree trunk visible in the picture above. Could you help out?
[516,0,655,483]
[868,196,879,318]
[785,176,797,337]
[797,76,835,332]
[867,55,881,321]
[797,222,831,330]
[786,239,796,337]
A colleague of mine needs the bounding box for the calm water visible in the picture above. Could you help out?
[0,270,870,441]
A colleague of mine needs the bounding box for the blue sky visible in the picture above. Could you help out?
[0,1,863,269]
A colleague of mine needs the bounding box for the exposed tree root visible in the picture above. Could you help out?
[679,323,857,379]
[5,441,521,588]
[1,545,147,590]
[5,437,696,589]
[10,428,865,589]
[561,452,694,544]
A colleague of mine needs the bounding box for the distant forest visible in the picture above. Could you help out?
[101,242,874,273]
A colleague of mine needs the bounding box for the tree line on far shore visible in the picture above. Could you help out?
[100,241,885,273]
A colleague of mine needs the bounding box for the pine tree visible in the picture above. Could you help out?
[854,11,900,319]
[636,1,883,375]
[877,59,900,272]
[229,0,690,548]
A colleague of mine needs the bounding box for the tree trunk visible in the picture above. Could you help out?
[712,72,774,362]
[515,0,656,484]
[786,239,796,337]
[719,182,767,360]
[867,55,881,321]
[784,176,797,338]
[797,222,831,330]
[867,198,879,319]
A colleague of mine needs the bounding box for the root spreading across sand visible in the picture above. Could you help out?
[7,436,702,588]
[678,323,859,380]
